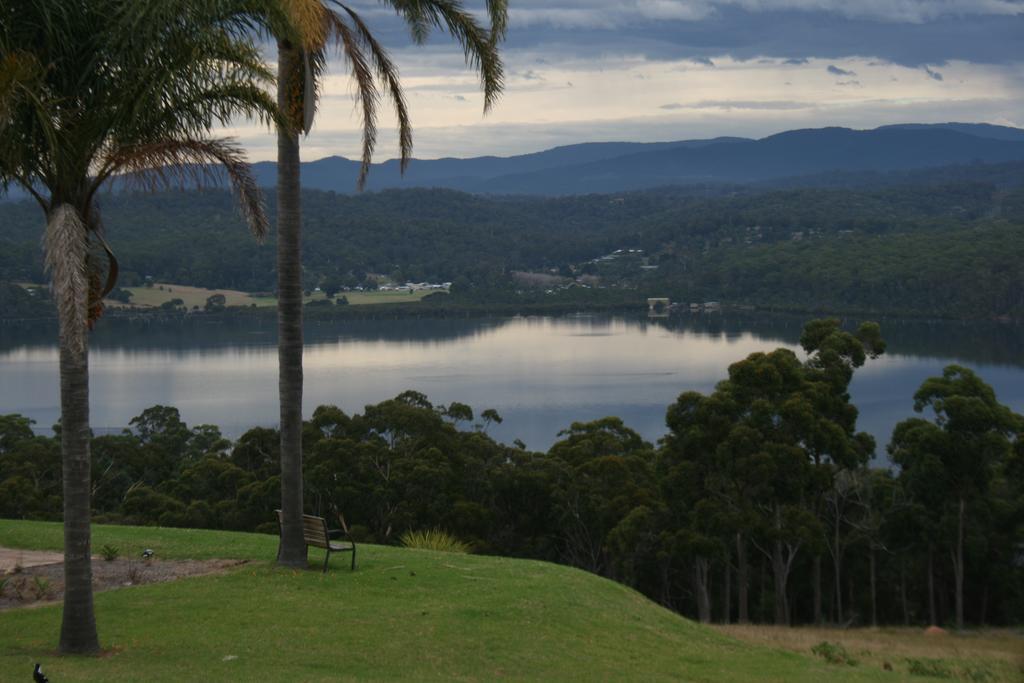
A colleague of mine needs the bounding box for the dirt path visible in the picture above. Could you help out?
[1,548,246,610]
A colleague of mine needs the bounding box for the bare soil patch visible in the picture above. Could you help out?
[1,556,246,610]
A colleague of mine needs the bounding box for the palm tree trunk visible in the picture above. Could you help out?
[276,38,307,568]
[58,332,99,654]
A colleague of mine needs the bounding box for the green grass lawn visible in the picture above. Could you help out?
[0,520,1005,682]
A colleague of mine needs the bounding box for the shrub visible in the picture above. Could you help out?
[31,576,52,600]
[906,658,952,678]
[399,528,471,554]
[905,658,992,682]
[811,641,857,666]
[100,544,120,561]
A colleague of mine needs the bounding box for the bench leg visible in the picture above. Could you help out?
[351,546,356,571]
[323,548,330,573]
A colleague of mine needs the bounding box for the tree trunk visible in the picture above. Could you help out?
[900,559,909,626]
[928,543,936,626]
[736,533,749,623]
[953,496,965,631]
[276,39,308,568]
[693,557,712,623]
[833,518,843,624]
[772,540,789,625]
[813,555,822,625]
[721,554,731,624]
[869,545,877,627]
[58,332,99,654]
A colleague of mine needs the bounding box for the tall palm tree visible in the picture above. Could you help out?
[273,0,507,567]
[0,0,315,653]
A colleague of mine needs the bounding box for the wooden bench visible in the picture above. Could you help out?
[275,510,356,572]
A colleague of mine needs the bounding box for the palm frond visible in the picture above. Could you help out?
[322,11,379,189]
[102,138,268,242]
[44,205,89,354]
[332,3,413,171]
[380,0,505,111]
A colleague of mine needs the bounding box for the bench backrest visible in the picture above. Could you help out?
[276,510,331,550]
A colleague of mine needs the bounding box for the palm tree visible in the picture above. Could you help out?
[273,0,507,567]
[0,0,314,653]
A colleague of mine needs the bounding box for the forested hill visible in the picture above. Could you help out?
[2,179,1024,319]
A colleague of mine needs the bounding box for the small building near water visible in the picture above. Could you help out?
[647,297,670,317]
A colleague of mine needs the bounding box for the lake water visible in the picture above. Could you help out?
[2,313,1024,457]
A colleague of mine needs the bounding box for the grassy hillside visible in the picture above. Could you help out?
[0,520,897,682]
[4,521,1020,681]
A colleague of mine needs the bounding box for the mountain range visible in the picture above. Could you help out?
[3,123,1023,202]
[250,122,1024,195]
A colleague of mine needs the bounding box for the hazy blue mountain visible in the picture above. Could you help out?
[876,122,1024,142]
[476,127,1024,195]
[245,125,1024,196]
[4,124,1023,201]
[249,137,747,193]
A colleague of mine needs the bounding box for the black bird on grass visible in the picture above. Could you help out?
[33,663,49,682]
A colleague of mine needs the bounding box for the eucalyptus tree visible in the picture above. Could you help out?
[0,0,311,653]
[890,366,1019,630]
[271,0,507,567]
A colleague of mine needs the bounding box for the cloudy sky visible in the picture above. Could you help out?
[228,0,1024,161]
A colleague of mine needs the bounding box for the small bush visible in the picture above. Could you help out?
[811,641,857,666]
[905,658,993,682]
[0,577,8,597]
[399,529,471,554]
[31,576,52,600]
[100,544,120,561]
[906,658,953,678]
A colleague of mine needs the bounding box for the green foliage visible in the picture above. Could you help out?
[100,545,120,562]
[811,642,857,666]
[904,658,961,679]
[107,287,133,303]
[399,528,472,554]
[30,576,52,600]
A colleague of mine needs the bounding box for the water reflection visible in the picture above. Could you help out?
[2,314,1023,454]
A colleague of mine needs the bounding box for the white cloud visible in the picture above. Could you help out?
[228,54,1024,161]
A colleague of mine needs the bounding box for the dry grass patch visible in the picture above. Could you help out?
[117,283,258,308]
[714,624,1024,681]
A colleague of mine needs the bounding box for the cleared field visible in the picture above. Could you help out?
[113,283,442,308]
[119,283,258,308]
